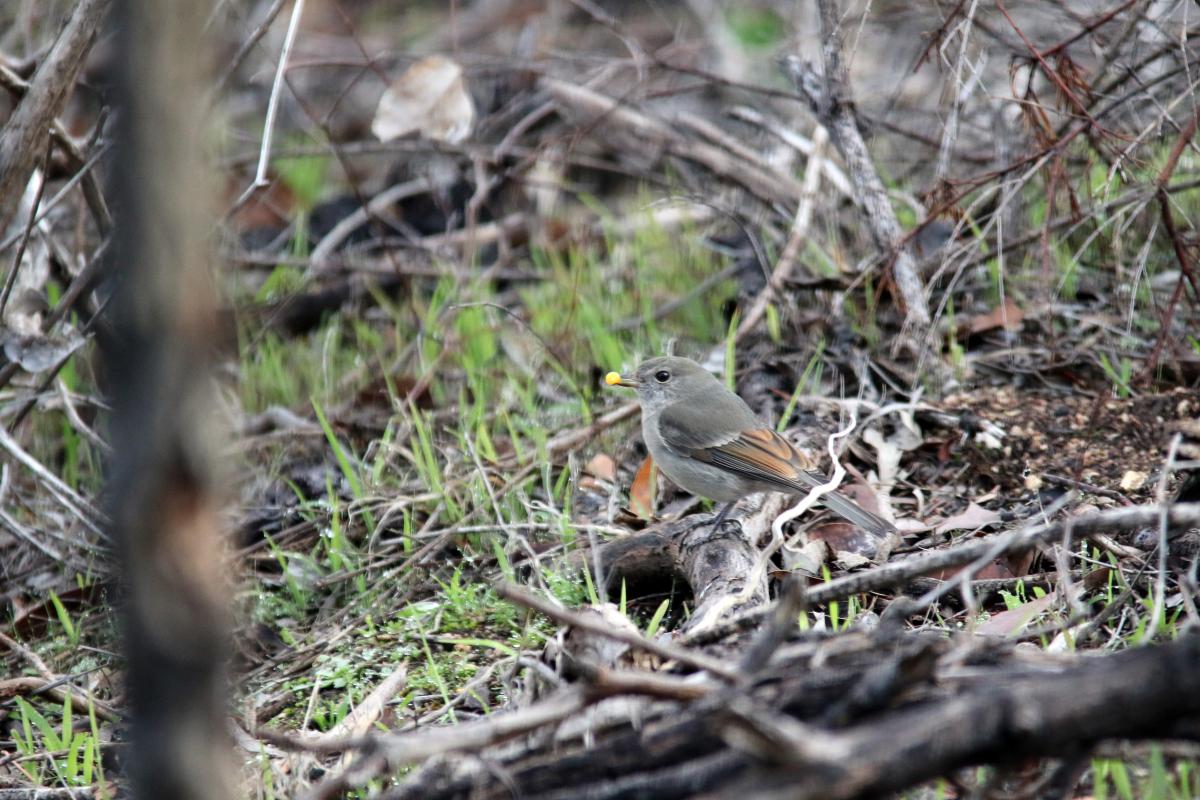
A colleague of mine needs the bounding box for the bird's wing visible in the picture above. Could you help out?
[659,410,895,536]
[684,423,818,491]
[654,392,760,453]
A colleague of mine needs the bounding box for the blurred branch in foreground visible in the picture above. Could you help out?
[103,0,233,798]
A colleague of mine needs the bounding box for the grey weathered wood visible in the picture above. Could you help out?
[0,0,109,233]
[382,628,1200,799]
[782,0,931,338]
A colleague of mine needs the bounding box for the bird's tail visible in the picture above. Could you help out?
[795,471,895,538]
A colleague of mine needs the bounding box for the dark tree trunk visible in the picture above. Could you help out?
[103,1,233,799]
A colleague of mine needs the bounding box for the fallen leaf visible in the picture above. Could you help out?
[782,538,830,575]
[808,520,880,558]
[630,455,657,520]
[835,550,871,570]
[563,603,639,668]
[585,453,616,482]
[371,55,475,144]
[963,297,1024,336]
[976,593,1054,637]
[926,551,1029,583]
[935,502,1000,535]
[1119,470,1147,492]
[1,329,86,373]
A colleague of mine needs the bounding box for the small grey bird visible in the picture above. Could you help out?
[606,356,894,536]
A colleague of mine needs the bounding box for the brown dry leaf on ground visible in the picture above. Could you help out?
[935,502,1001,535]
[976,593,1056,637]
[961,297,1025,336]
[584,453,616,482]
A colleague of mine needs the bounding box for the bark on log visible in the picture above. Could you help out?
[383,633,1200,799]
[598,507,770,629]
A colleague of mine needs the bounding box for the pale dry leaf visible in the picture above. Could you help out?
[862,422,920,489]
[976,593,1054,637]
[1,330,86,373]
[782,538,830,575]
[1119,470,1148,492]
[834,550,871,570]
[563,603,638,668]
[372,55,475,144]
[935,502,1000,535]
[585,453,616,482]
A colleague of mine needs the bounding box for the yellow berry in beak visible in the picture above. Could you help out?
[606,372,640,388]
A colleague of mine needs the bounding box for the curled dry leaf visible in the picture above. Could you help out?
[371,55,475,144]
[782,538,831,575]
[1119,470,1148,492]
[835,550,872,570]
[563,603,638,669]
[629,455,657,520]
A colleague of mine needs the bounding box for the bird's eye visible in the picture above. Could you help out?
[654,370,670,383]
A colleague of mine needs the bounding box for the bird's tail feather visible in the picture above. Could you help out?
[793,471,895,537]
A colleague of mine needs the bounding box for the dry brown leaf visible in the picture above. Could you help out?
[630,455,657,520]
[963,297,1024,336]
[585,453,616,482]
[371,55,475,144]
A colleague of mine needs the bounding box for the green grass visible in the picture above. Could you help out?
[10,694,107,792]
[725,7,787,49]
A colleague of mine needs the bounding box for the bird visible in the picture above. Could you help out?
[606,355,894,537]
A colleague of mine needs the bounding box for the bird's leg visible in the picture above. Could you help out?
[709,501,735,532]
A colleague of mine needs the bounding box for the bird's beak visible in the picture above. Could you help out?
[605,371,640,388]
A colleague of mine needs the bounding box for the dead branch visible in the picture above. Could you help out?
[375,631,1200,799]
[0,0,110,233]
[0,676,120,724]
[542,77,801,210]
[782,0,931,338]
[497,583,740,681]
[688,502,1200,645]
[723,633,1200,800]
[0,63,111,237]
[592,496,776,633]
[736,126,828,341]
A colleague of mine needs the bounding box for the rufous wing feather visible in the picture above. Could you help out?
[696,428,895,536]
